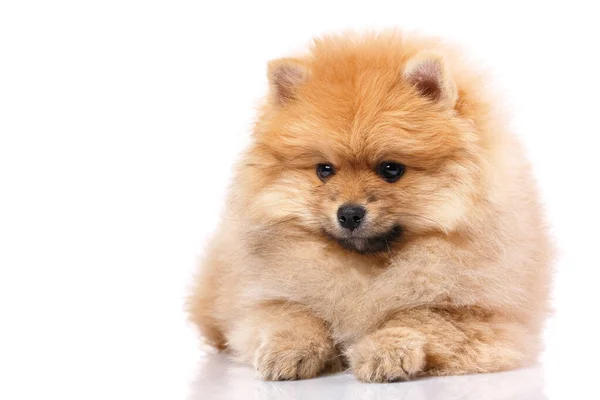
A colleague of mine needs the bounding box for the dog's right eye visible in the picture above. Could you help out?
[316,163,335,181]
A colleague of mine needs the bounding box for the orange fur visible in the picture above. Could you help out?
[187,31,553,382]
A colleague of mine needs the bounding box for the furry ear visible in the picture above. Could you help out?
[267,58,309,105]
[403,51,457,107]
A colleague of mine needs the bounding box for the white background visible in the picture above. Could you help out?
[1,1,599,399]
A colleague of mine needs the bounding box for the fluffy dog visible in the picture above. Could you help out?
[187,31,552,382]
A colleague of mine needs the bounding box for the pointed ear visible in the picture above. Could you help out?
[267,58,309,106]
[403,51,457,107]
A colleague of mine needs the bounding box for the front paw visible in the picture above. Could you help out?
[254,331,335,380]
[347,327,426,382]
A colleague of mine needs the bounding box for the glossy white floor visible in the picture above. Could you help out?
[191,351,545,400]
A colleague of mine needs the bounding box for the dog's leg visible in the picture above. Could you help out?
[226,301,337,380]
[347,307,532,382]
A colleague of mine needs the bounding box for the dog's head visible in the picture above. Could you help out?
[242,34,484,254]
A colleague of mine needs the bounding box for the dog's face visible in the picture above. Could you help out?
[244,39,483,254]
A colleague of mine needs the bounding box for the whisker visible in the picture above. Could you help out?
[279,152,313,177]
[286,198,311,207]
[395,212,446,232]
[384,237,392,258]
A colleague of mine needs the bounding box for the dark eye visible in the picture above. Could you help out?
[378,162,405,183]
[316,163,335,181]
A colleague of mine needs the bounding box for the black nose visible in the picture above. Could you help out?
[337,204,366,231]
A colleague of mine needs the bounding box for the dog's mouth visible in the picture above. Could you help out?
[324,225,403,255]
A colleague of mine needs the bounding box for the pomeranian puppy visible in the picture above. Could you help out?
[187,31,552,382]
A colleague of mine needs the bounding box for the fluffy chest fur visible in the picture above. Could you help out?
[225,224,537,344]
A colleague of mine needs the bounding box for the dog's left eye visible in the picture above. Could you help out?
[378,162,405,183]
[316,163,335,181]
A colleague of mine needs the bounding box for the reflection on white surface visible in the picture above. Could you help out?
[189,352,546,400]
